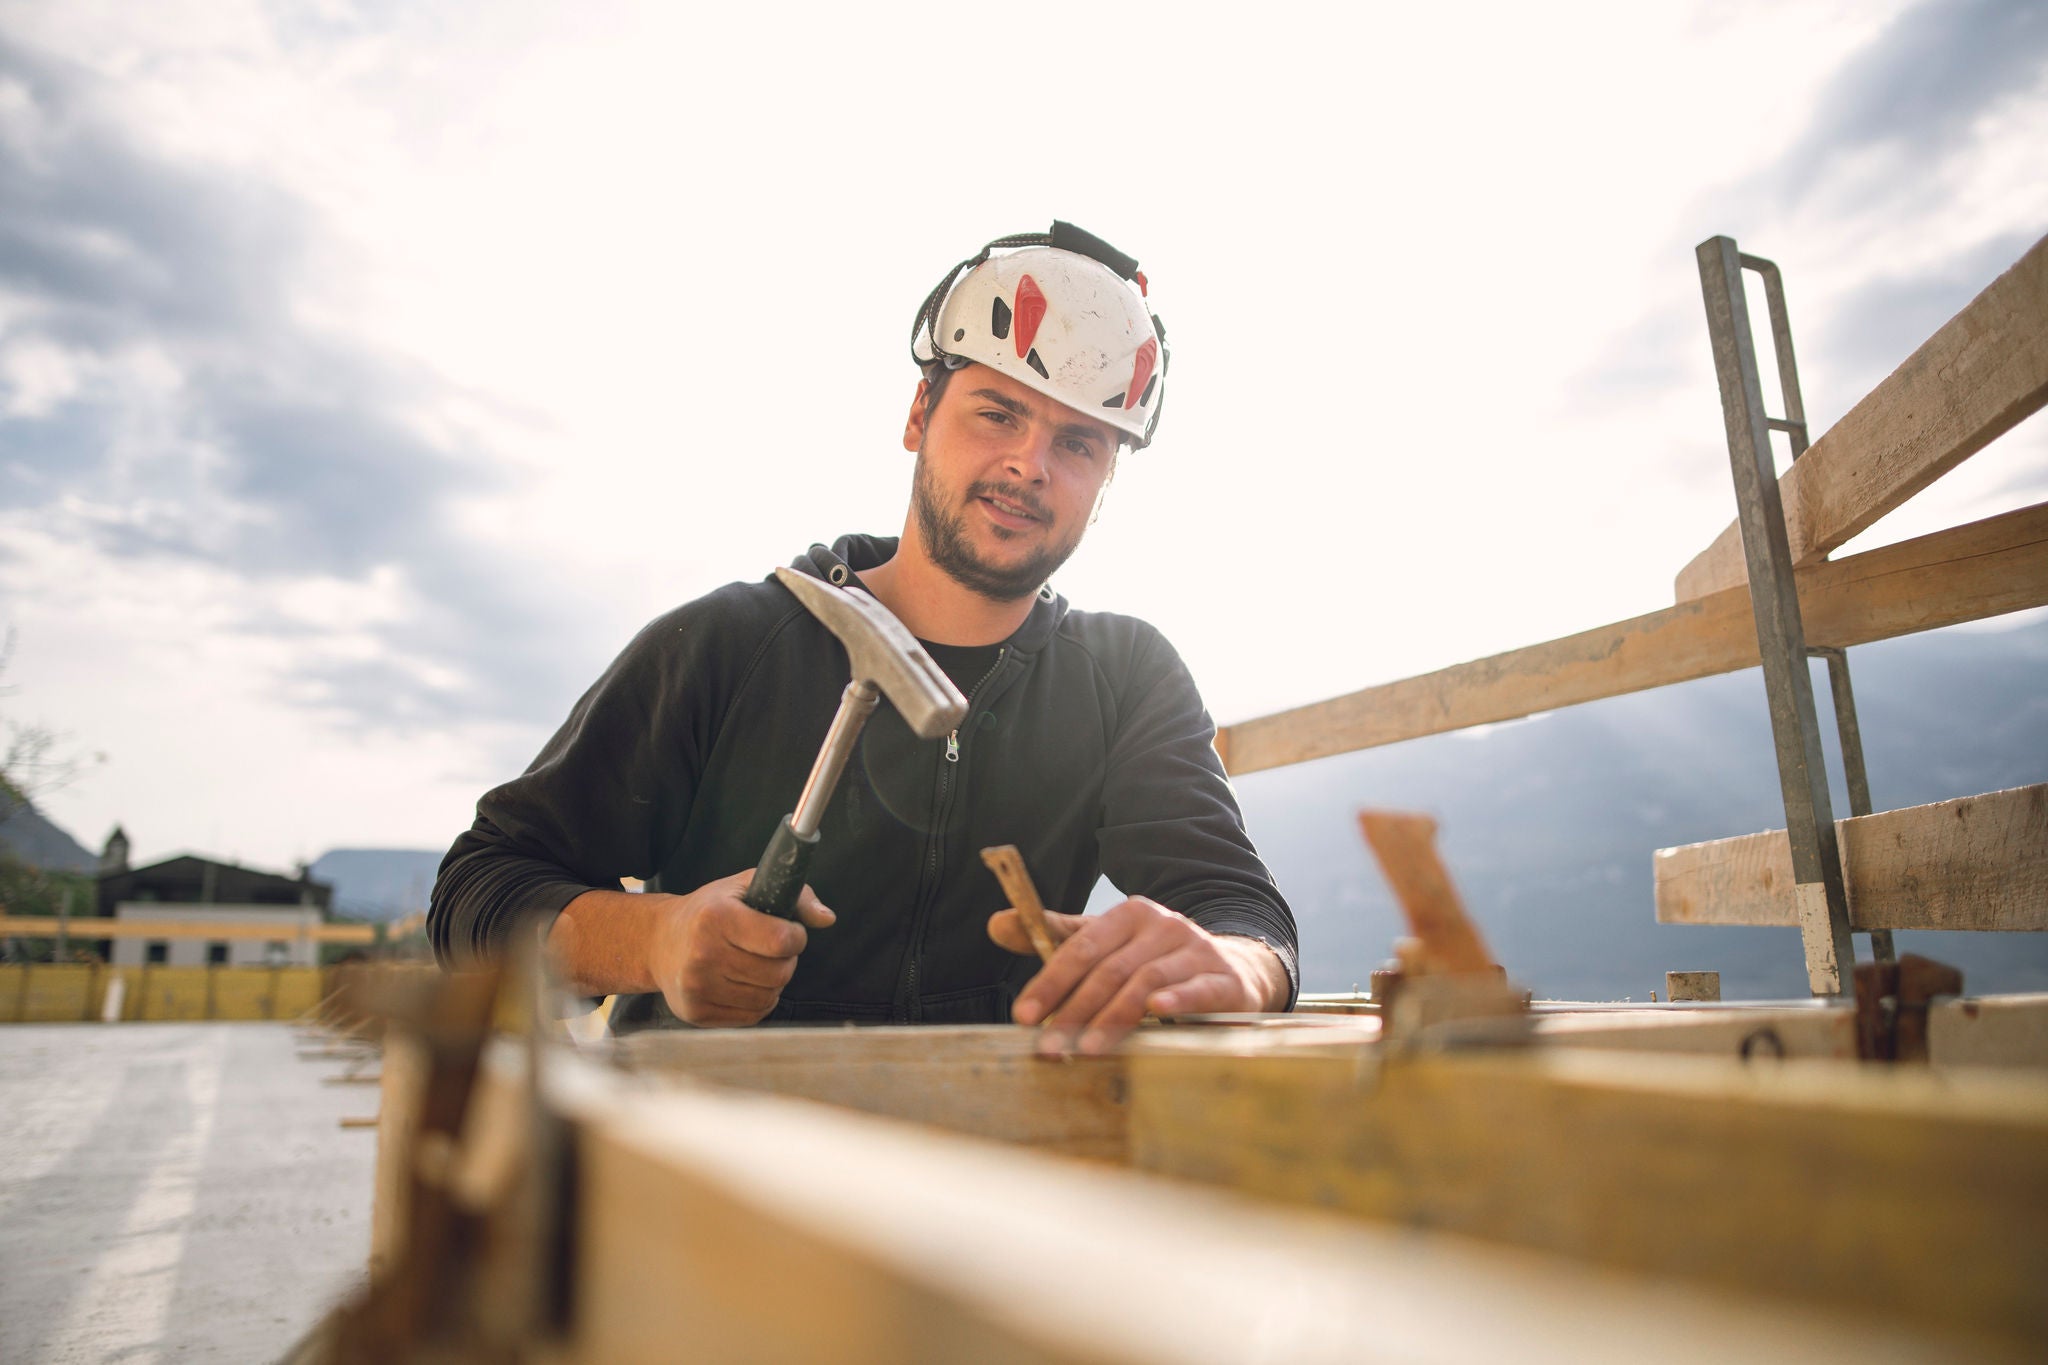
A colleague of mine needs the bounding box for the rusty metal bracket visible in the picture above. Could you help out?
[1854,954,1964,1062]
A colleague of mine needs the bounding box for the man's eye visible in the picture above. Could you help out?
[981,409,1014,425]
[1064,440,1098,458]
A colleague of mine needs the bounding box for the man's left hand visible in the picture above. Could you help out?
[989,897,1288,1056]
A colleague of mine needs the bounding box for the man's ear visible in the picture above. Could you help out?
[1087,449,1121,524]
[903,379,933,453]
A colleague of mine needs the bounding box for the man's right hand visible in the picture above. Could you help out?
[548,872,834,1027]
[650,871,835,1025]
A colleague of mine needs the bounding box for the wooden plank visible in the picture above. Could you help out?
[1,963,99,1022]
[0,915,377,944]
[212,968,282,1020]
[1527,1006,1857,1060]
[616,1024,1131,1161]
[1654,783,2048,930]
[1358,811,1495,973]
[1125,1046,2048,1345]
[370,1034,423,1279]
[1676,233,2048,601]
[551,1057,1983,1364]
[1665,970,1721,1002]
[135,966,212,1020]
[272,968,325,1018]
[1219,501,2048,774]
[1931,995,2048,1071]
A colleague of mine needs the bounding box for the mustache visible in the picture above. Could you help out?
[968,481,1051,522]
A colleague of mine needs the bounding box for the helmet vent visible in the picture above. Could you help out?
[990,296,1012,340]
[1013,276,1046,358]
[1123,337,1160,412]
[1024,348,1049,381]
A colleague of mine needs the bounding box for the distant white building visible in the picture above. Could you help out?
[96,850,336,968]
[110,903,324,968]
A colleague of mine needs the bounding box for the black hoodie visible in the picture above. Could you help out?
[429,534,1296,1030]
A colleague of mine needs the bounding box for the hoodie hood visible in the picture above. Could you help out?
[789,534,1069,657]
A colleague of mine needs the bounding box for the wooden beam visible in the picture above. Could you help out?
[1528,1006,1856,1060]
[551,1056,1975,1364]
[1125,1046,2048,1344]
[1528,997,2047,1072]
[1218,500,2048,774]
[371,1034,425,1279]
[1357,811,1496,973]
[1931,994,2048,1071]
[615,1025,1131,1161]
[1676,233,2048,601]
[1664,970,1721,1002]
[0,915,377,944]
[1654,784,2048,931]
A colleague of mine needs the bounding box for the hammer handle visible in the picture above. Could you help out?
[743,815,820,920]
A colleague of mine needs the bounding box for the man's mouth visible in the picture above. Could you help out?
[974,488,1047,528]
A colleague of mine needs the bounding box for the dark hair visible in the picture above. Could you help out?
[919,358,959,410]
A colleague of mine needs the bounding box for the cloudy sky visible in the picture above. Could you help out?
[2,0,2044,875]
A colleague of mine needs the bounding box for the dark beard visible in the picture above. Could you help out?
[911,451,1078,602]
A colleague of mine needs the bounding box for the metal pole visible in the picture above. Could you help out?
[1742,255,1809,456]
[1696,236,1855,996]
[1746,253,1894,967]
[1813,646,1895,962]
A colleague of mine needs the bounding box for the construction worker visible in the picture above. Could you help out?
[428,222,1296,1052]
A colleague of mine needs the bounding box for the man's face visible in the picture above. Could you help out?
[902,363,1119,603]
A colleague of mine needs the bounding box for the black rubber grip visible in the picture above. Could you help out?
[743,815,819,920]
[1050,221,1139,281]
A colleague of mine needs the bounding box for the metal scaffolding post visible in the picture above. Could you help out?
[1696,236,1889,995]
[1739,248,1897,967]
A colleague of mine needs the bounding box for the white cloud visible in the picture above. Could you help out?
[2,0,2042,869]
[0,335,81,416]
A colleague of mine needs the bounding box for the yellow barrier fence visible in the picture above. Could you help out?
[0,962,328,1023]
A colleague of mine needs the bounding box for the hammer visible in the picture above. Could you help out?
[742,566,969,920]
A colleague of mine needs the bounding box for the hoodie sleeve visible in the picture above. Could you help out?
[426,597,746,969]
[1093,624,1299,1008]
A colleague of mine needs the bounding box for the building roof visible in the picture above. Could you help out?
[96,854,334,918]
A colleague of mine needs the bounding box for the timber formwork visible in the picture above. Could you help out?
[347,1008,2048,1363]
[324,234,2048,1362]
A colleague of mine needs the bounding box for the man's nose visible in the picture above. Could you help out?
[1002,429,1053,483]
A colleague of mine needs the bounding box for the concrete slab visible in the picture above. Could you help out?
[0,1022,377,1362]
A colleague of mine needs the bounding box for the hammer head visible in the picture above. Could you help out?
[774,567,969,740]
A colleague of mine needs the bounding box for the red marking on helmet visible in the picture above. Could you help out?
[1124,337,1159,410]
[1013,276,1047,359]
[1134,270,1149,297]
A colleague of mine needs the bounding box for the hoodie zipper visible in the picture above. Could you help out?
[899,646,1007,1021]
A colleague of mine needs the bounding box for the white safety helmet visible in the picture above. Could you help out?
[911,222,1170,448]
